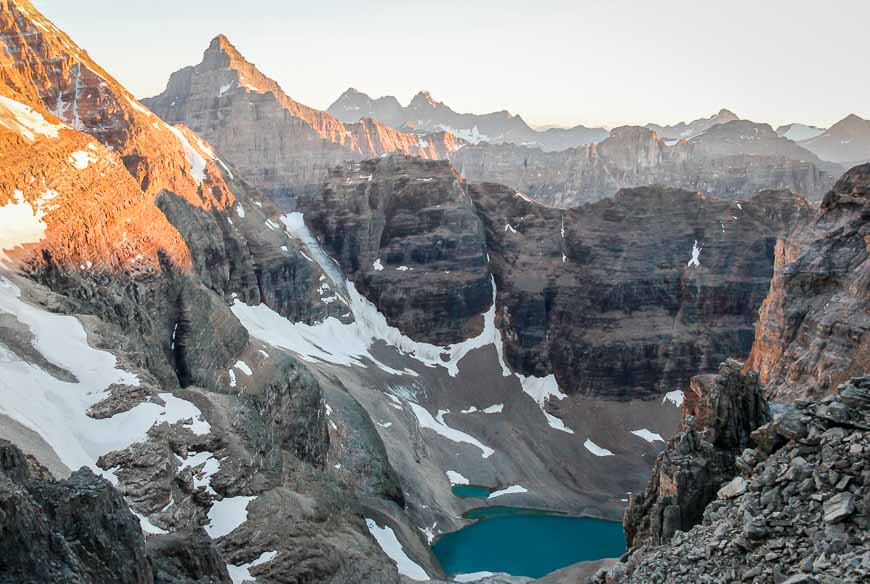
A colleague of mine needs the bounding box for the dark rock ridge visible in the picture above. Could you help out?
[328,87,609,151]
[623,360,770,549]
[453,121,842,207]
[799,114,870,166]
[0,439,231,584]
[143,36,458,202]
[472,180,811,398]
[645,108,740,140]
[599,375,870,584]
[745,163,870,402]
[300,155,492,345]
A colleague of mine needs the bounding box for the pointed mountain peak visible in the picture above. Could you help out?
[411,90,439,108]
[837,113,866,127]
[338,87,367,99]
[717,108,739,120]
[204,34,246,63]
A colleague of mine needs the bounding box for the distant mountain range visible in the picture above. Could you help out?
[645,109,740,141]
[327,88,610,152]
[453,119,843,207]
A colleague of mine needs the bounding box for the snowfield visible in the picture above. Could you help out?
[0,276,210,478]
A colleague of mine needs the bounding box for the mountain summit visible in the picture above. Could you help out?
[143,36,459,199]
[645,108,740,140]
[798,113,870,165]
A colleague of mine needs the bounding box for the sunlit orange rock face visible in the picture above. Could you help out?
[744,164,870,401]
[142,34,460,200]
[0,0,242,272]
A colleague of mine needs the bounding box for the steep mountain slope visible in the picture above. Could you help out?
[142,37,459,203]
[645,108,740,140]
[0,2,408,581]
[799,114,870,166]
[776,122,826,142]
[328,88,609,151]
[453,121,841,207]
[744,163,870,401]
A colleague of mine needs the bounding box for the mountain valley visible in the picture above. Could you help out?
[0,1,868,583]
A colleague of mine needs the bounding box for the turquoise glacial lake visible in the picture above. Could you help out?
[451,484,493,498]
[432,508,626,579]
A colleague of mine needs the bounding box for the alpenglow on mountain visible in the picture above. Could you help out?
[0,1,868,584]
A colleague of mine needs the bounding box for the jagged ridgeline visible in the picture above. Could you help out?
[0,0,868,583]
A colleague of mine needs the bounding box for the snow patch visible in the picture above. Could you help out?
[0,95,64,142]
[69,150,97,170]
[0,191,47,261]
[227,551,278,584]
[365,519,429,581]
[584,438,614,457]
[631,429,665,443]
[488,485,527,499]
[235,204,245,218]
[687,240,701,268]
[662,390,685,407]
[206,496,256,538]
[166,125,207,184]
[234,360,252,376]
[446,470,469,485]
[409,402,494,458]
[373,258,384,271]
[519,375,573,433]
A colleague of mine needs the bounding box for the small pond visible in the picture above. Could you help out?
[451,484,493,498]
[432,507,625,579]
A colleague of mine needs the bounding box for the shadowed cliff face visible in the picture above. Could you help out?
[452,122,842,208]
[142,36,459,203]
[297,155,811,400]
[745,163,870,402]
[299,155,492,345]
[472,181,811,399]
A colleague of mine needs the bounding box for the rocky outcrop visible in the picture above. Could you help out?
[599,376,870,584]
[328,88,609,151]
[142,36,458,203]
[453,121,842,207]
[745,164,870,401]
[472,181,810,398]
[300,155,492,345]
[0,438,234,584]
[0,439,153,584]
[623,360,770,549]
[146,529,231,584]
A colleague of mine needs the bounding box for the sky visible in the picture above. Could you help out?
[31,0,870,129]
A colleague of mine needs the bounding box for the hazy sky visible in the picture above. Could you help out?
[32,0,870,129]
